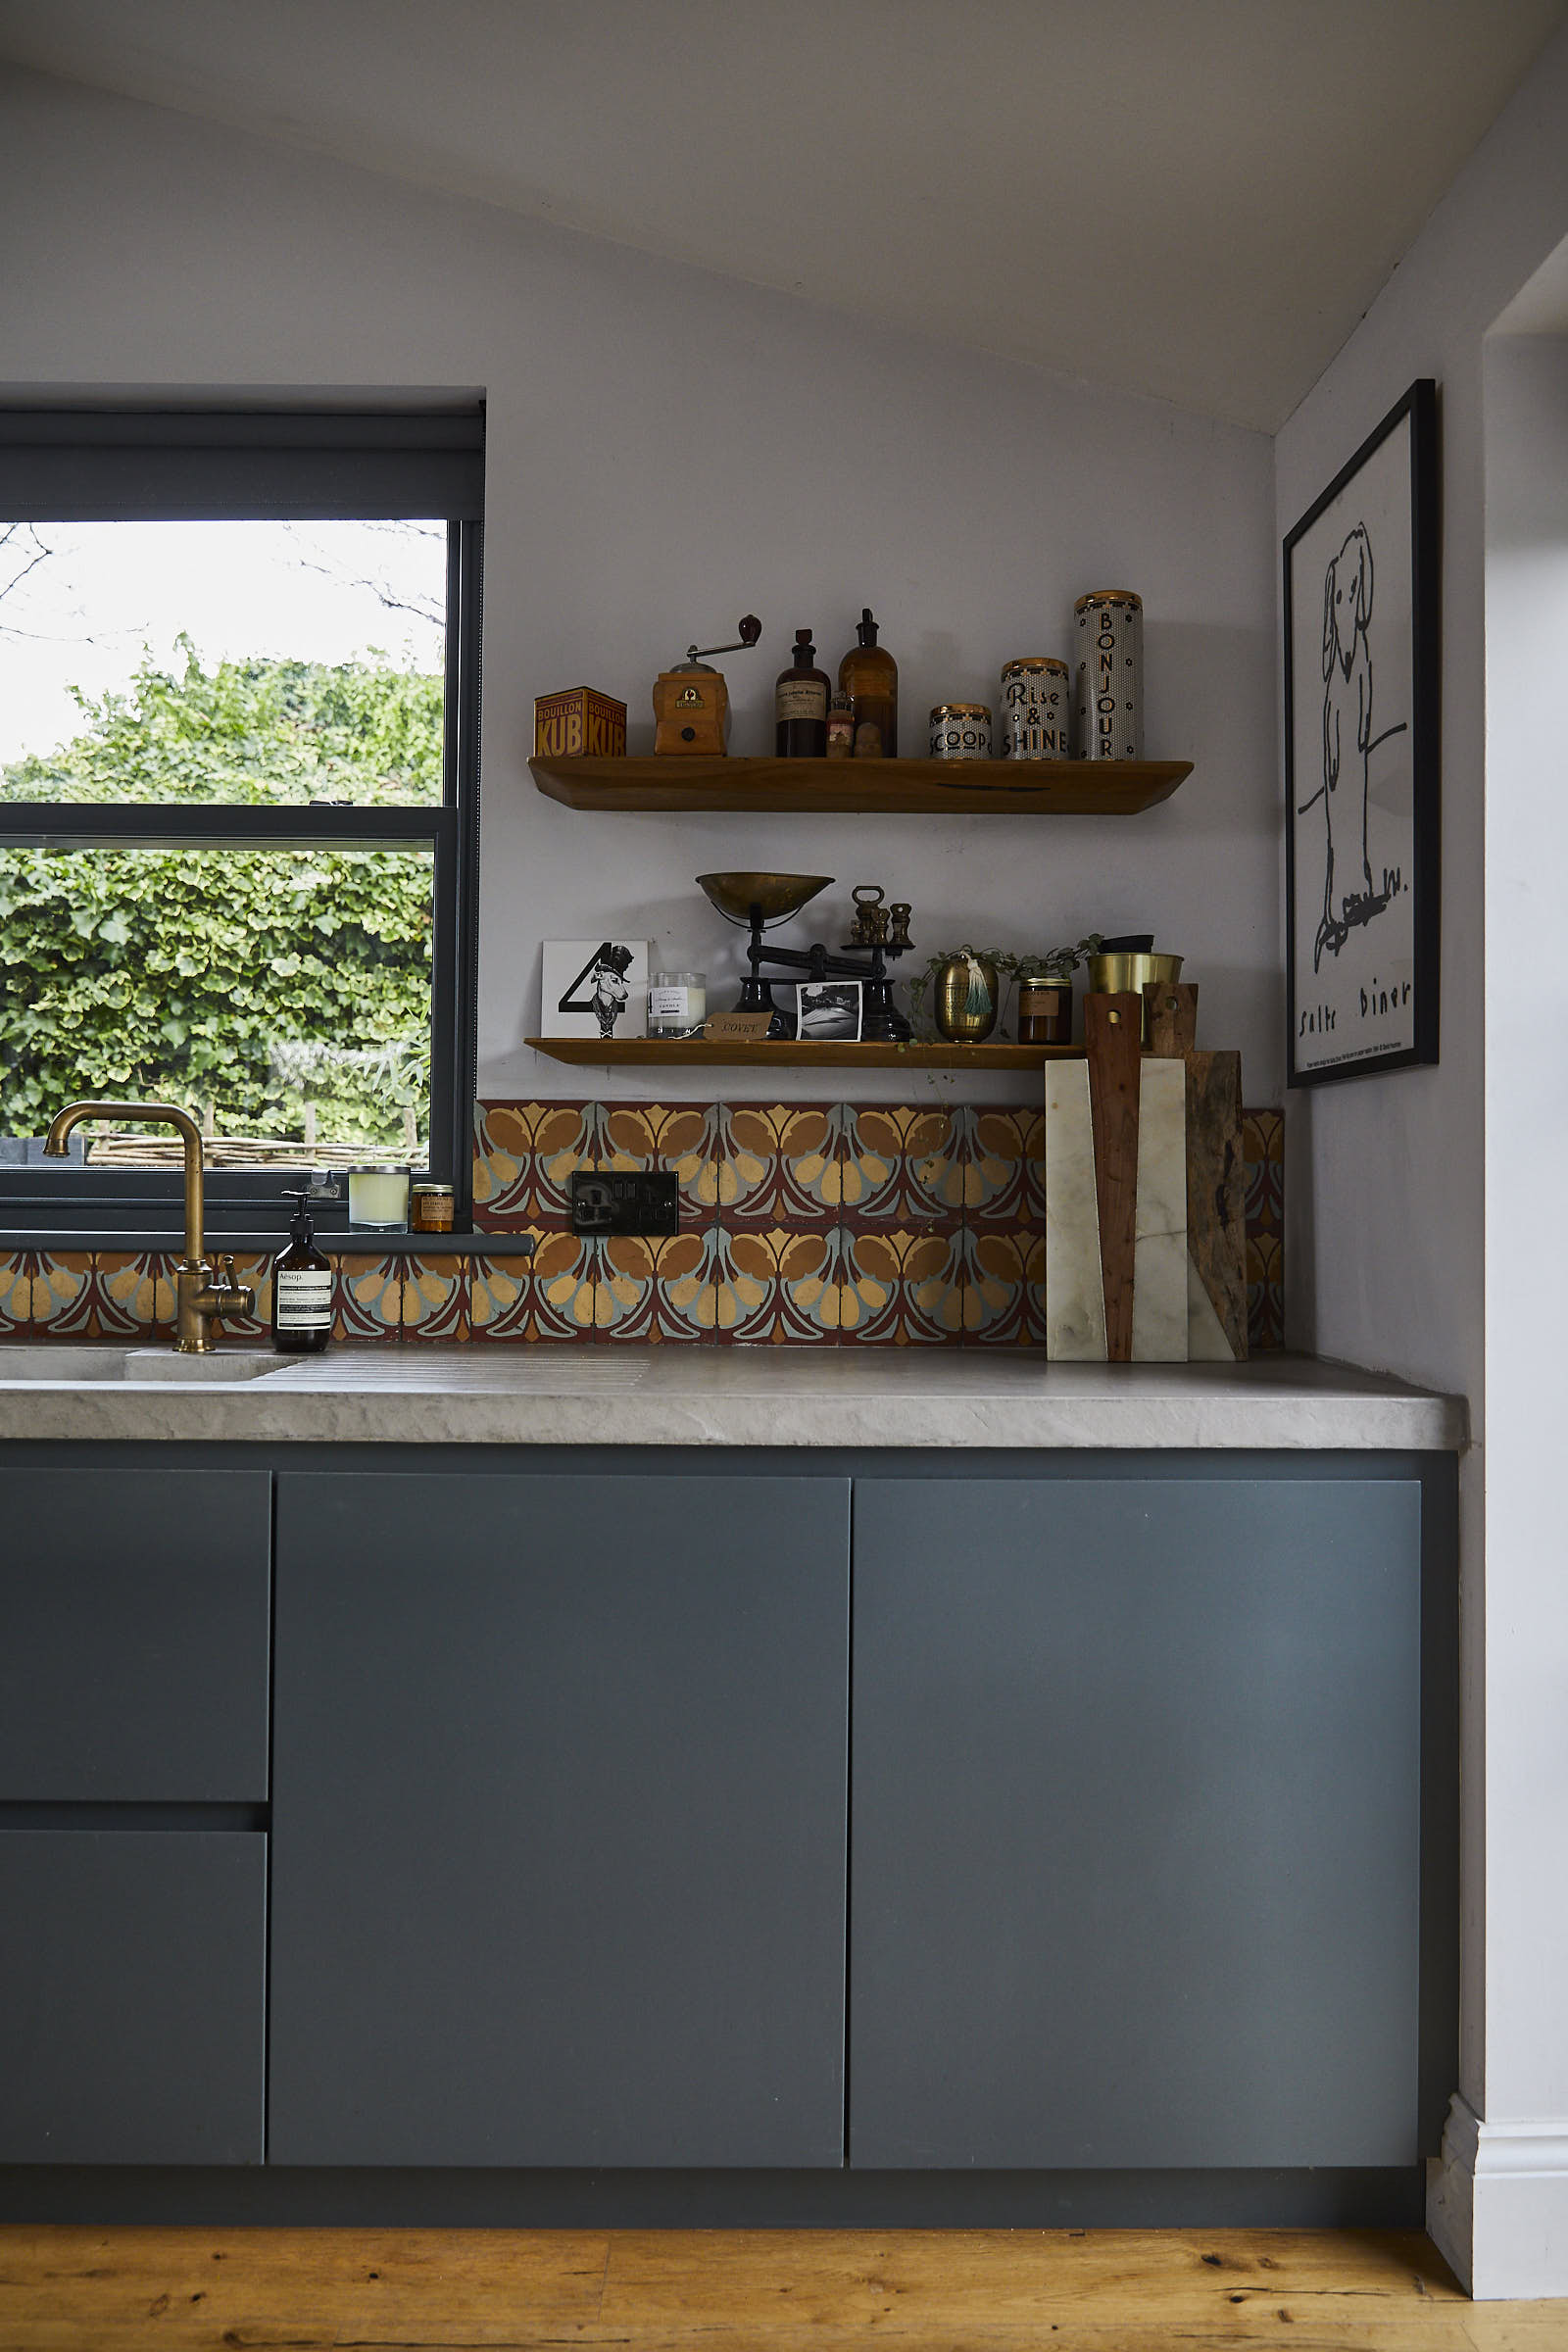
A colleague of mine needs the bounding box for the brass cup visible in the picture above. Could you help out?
[1086,951,1183,1043]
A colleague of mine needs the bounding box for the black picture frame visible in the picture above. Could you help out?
[1284,377,1439,1086]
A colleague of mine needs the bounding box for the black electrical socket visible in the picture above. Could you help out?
[569,1170,680,1236]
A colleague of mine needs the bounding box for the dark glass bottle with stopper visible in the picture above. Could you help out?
[271,1184,332,1354]
[774,628,830,757]
[838,608,898,757]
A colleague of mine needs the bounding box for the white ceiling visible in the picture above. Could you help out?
[0,0,1562,430]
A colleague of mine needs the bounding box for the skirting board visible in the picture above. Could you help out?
[1428,2091,1568,2298]
[0,2165,1425,2231]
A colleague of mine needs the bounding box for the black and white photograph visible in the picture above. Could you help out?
[541,937,651,1041]
[1284,377,1439,1085]
[795,980,863,1043]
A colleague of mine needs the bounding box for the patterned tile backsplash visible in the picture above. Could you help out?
[0,1099,1285,1350]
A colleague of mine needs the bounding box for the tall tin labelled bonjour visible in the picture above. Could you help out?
[1073,589,1143,760]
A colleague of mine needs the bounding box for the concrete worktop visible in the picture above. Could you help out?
[0,1344,1467,1450]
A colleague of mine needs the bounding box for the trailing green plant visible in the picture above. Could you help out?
[0,644,440,1148]
[906,935,1102,1039]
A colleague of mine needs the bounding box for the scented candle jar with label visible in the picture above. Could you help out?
[649,972,708,1036]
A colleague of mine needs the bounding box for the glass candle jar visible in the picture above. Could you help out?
[410,1182,455,1233]
[649,971,708,1036]
[1017,972,1073,1045]
[347,1165,410,1229]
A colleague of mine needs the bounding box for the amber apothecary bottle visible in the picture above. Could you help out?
[838,607,898,758]
[774,628,830,757]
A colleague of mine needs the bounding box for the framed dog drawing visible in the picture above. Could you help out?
[1284,378,1439,1085]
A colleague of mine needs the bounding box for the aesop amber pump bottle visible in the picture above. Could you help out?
[838,608,898,757]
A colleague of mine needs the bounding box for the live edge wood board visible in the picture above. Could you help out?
[529,755,1192,815]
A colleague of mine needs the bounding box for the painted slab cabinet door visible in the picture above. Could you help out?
[269,1471,850,2167]
[850,1476,1423,2169]
[0,1832,267,2164]
[0,1468,270,1800]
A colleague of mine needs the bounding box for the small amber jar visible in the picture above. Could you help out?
[410,1182,455,1234]
[1017,972,1072,1046]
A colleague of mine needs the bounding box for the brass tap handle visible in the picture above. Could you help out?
[211,1256,256,1316]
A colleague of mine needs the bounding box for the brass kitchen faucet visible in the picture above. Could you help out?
[43,1101,255,1353]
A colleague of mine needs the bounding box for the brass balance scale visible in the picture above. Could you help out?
[697,873,914,1043]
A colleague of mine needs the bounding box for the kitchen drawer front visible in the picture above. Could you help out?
[0,1831,267,2164]
[0,1469,270,1800]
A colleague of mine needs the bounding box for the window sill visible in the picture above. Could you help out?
[0,1230,537,1257]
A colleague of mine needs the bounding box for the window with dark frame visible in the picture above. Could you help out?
[0,406,483,1239]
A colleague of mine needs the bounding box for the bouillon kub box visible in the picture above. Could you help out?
[533,687,627,759]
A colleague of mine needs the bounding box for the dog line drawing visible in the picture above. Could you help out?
[1298,520,1406,972]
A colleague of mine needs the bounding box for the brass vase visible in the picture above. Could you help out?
[933,952,999,1043]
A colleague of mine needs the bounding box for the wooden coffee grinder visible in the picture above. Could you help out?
[653,614,761,755]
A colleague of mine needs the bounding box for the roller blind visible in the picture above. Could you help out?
[0,405,485,520]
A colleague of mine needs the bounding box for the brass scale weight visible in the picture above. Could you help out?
[698,875,915,1043]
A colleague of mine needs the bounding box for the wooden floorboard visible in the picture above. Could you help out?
[0,2226,1559,2352]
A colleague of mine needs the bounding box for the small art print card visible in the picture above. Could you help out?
[541,939,650,1041]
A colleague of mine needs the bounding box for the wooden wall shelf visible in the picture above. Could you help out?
[527,1037,1078,1070]
[529,755,1191,816]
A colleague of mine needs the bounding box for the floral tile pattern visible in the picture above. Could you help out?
[714,1224,844,1343]
[528,1227,599,1341]
[958,1223,1042,1346]
[402,1255,469,1342]
[0,1252,33,1334]
[91,1251,180,1338]
[960,1106,1043,1223]
[838,1104,964,1225]
[26,1251,96,1337]
[593,1229,719,1342]
[595,1102,722,1219]
[468,1252,532,1342]
[474,1101,597,1228]
[712,1103,849,1222]
[838,1221,967,1346]
[334,1253,404,1342]
[0,1098,1282,1356]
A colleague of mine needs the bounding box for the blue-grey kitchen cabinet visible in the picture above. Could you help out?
[849,1476,1425,2170]
[0,1467,271,1800]
[0,1832,267,2164]
[0,1466,271,2164]
[268,1470,852,2167]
